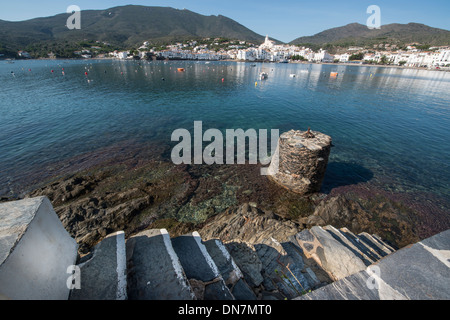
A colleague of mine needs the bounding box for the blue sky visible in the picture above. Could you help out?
[1,0,449,42]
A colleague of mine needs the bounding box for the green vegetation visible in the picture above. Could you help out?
[290,55,307,61]
[0,5,265,57]
[290,22,450,49]
[379,55,389,65]
[349,53,364,61]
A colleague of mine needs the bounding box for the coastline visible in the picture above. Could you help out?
[5,57,448,73]
[6,138,448,255]
[2,58,449,255]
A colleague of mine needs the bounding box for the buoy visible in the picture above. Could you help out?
[51,70,54,73]
[222,78,224,82]
[85,72,88,76]
[255,81,258,86]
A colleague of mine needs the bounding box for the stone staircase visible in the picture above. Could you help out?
[3,197,448,300]
[68,225,398,300]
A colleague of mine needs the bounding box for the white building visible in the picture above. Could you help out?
[118,51,128,59]
[336,53,350,62]
[18,51,31,58]
[313,49,334,63]
[435,50,450,66]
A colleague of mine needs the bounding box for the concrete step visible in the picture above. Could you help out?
[126,229,195,300]
[69,231,127,300]
[171,231,234,300]
[339,227,384,262]
[323,225,376,266]
[292,226,367,281]
[358,232,392,257]
[0,196,78,300]
[203,239,257,300]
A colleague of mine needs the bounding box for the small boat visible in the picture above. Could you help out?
[330,72,338,77]
[259,72,268,80]
[289,74,296,78]
[177,68,185,72]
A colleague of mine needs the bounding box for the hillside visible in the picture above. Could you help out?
[290,22,450,48]
[0,5,265,55]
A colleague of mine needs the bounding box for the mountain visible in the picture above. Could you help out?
[0,5,266,53]
[290,22,450,47]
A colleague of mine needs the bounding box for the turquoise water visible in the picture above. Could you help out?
[1,59,449,202]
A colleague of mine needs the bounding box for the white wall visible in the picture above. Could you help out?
[0,197,78,300]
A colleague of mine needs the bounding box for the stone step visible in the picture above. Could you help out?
[323,226,376,266]
[297,229,450,300]
[223,241,265,293]
[371,234,397,253]
[203,239,257,300]
[254,237,312,299]
[280,241,322,289]
[295,268,407,300]
[358,232,392,257]
[339,227,384,262]
[126,229,195,300]
[292,226,367,281]
[69,231,127,300]
[171,231,234,300]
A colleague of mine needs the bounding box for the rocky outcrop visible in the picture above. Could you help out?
[268,129,332,194]
[199,203,300,244]
[294,227,367,281]
[299,193,418,248]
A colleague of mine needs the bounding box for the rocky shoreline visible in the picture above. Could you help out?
[12,146,447,256]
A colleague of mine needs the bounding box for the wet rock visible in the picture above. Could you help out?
[199,203,300,245]
[304,193,420,248]
[27,176,98,206]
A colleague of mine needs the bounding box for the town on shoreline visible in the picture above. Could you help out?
[5,35,450,71]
